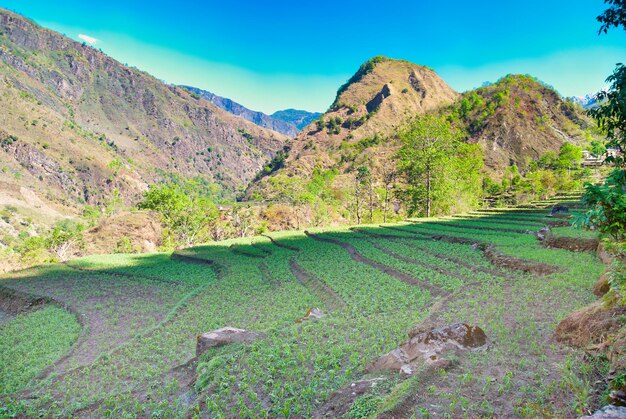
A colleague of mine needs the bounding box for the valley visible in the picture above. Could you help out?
[0,196,616,417]
[0,2,625,417]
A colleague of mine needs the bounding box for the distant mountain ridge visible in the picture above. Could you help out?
[180,86,320,136]
[0,8,287,224]
[569,92,602,109]
[271,109,322,130]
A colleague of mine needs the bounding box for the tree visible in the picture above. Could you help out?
[380,159,397,223]
[589,64,626,164]
[48,220,84,261]
[353,165,371,224]
[579,8,626,244]
[396,115,482,217]
[557,143,583,171]
[139,182,218,247]
[597,0,626,34]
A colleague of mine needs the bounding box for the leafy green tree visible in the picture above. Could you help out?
[590,140,607,157]
[396,115,482,217]
[557,143,583,171]
[580,11,626,245]
[597,0,626,34]
[82,205,102,228]
[139,182,218,247]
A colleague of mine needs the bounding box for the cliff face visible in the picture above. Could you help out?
[0,8,287,222]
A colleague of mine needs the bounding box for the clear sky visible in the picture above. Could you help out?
[1,0,624,114]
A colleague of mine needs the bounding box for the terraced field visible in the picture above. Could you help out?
[0,197,609,417]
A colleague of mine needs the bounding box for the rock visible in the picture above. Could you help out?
[550,204,569,216]
[609,387,626,407]
[367,323,487,375]
[583,405,626,418]
[593,272,611,297]
[196,327,262,357]
[597,242,615,265]
[366,83,392,113]
[536,226,551,241]
[296,307,325,323]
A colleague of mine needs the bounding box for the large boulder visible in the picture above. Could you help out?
[367,323,487,375]
[196,327,263,357]
[583,405,626,418]
[550,204,569,216]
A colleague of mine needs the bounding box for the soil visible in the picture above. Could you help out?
[170,252,215,266]
[483,245,562,276]
[353,227,512,279]
[305,231,445,297]
[262,234,301,251]
[289,257,345,311]
[315,378,387,418]
[0,309,14,326]
[555,301,626,351]
[542,235,600,252]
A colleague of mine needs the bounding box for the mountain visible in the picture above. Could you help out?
[179,85,305,137]
[249,58,599,201]
[569,92,602,110]
[270,109,322,130]
[0,8,287,225]
[249,56,460,198]
[454,74,597,173]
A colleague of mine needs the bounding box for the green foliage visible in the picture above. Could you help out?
[82,205,102,227]
[1,134,18,146]
[0,306,81,394]
[344,394,383,418]
[254,148,288,181]
[139,182,219,247]
[397,115,483,217]
[580,169,626,241]
[590,140,607,157]
[580,62,626,250]
[15,219,84,264]
[588,64,626,165]
[557,143,583,170]
[597,0,626,33]
[114,237,137,254]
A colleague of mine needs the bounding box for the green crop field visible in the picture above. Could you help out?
[0,200,609,417]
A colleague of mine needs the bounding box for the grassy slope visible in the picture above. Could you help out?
[0,200,608,417]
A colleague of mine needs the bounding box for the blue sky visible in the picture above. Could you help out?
[1,0,624,113]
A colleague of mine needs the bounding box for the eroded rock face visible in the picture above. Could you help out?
[550,204,569,216]
[196,327,262,357]
[583,405,626,418]
[367,323,487,375]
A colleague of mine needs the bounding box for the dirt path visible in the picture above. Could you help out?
[304,231,446,298]
[262,234,301,251]
[289,257,346,311]
[352,228,513,280]
[0,309,12,326]
[229,246,267,259]
[412,221,532,234]
[170,252,216,266]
